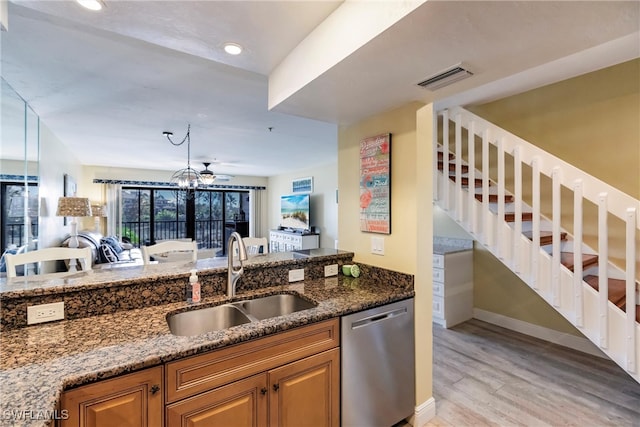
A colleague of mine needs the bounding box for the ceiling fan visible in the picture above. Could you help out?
[200,162,234,183]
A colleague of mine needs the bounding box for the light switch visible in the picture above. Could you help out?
[371,236,385,255]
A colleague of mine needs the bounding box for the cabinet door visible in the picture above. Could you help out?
[166,374,268,427]
[268,348,340,427]
[60,366,163,427]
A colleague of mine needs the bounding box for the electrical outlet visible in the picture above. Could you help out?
[288,268,305,282]
[27,301,64,325]
[324,264,338,277]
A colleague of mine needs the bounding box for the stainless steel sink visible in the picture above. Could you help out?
[166,293,317,336]
[233,293,317,320]
[167,304,251,336]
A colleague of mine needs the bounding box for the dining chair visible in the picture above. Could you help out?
[141,240,198,264]
[4,247,93,278]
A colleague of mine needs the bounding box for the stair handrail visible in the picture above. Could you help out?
[444,106,640,226]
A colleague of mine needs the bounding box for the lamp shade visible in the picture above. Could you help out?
[56,197,92,217]
[91,204,108,217]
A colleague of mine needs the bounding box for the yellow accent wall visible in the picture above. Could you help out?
[337,102,423,272]
[469,59,639,199]
[338,101,434,407]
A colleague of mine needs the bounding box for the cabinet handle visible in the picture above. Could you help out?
[273,384,279,392]
[260,387,268,395]
[150,384,160,395]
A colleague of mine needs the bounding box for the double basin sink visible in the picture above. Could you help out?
[167,293,317,336]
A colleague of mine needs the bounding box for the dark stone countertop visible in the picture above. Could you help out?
[0,248,350,299]
[0,262,413,427]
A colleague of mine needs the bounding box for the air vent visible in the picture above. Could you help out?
[417,64,473,91]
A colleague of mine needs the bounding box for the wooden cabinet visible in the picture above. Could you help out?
[166,348,339,427]
[432,250,473,328]
[60,366,163,427]
[166,374,268,427]
[269,230,319,253]
[269,348,340,427]
[165,319,340,427]
[60,320,339,427]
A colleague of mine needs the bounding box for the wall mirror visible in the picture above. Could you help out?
[1,78,40,254]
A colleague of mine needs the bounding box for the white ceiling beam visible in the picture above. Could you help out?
[268,0,426,110]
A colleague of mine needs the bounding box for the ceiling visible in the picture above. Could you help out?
[2,1,638,179]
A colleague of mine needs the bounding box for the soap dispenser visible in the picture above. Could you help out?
[188,269,201,304]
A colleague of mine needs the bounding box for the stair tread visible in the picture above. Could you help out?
[584,275,626,305]
[560,252,599,271]
[475,193,515,203]
[449,176,485,188]
[438,161,469,173]
[584,275,639,322]
[523,230,567,245]
[505,212,534,222]
[437,151,455,161]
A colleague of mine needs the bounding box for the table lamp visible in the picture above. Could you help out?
[91,204,107,233]
[57,197,92,271]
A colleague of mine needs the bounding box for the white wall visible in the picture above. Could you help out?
[267,162,338,249]
[38,123,83,261]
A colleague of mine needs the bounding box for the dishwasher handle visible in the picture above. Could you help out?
[350,307,407,329]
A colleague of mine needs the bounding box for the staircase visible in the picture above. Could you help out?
[434,107,640,384]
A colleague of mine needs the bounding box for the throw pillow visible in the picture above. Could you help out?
[99,243,118,263]
[101,236,124,254]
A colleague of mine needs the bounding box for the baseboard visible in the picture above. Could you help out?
[411,397,436,427]
[473,308,607,358]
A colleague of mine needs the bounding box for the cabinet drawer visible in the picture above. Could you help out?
[433,254,444,269]
[432,268,444,283]
[433,281,444,297]
[165,319,339,403]
[433,296,444,319]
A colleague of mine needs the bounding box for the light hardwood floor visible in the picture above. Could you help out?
[418,319,640,427]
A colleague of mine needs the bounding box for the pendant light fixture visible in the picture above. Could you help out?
[164,124,204,189]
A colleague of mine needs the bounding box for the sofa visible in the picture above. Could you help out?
[61,230,143,268]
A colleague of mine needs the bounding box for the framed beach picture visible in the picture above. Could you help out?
[292,176,313,194]
[359,133,391,234]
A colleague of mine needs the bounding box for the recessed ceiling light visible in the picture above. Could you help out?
[223,43,243,55]
[76,0,104,11]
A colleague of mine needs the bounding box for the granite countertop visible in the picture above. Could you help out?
[433,236,473,255]
[0,269,413,427]
[0,248,347,298]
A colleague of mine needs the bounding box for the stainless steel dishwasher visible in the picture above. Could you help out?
[341,298,415,427]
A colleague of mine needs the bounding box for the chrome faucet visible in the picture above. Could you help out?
[227,232,248,298]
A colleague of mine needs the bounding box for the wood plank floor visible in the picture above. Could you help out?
[419,319,640,427]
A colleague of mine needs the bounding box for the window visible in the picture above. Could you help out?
[1,182,38,251]
[121,187,249,256]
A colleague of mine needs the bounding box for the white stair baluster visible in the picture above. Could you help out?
[625,207,636,372]
[573,179,584,327]
[531,156,541,290]
[468,121,476,234]
[497,138,505,259]
[598,192,609,349]
[513,146,522,274]
[552,166,562,307]
[455,114,463,222]
[442,110,450,211]
[482,128,490,246]
[433,112,440,201]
